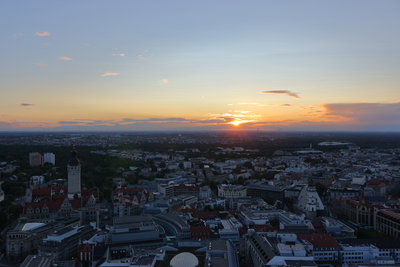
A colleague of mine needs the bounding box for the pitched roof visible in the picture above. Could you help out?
[297,233,339,249]
[24,199,64,212]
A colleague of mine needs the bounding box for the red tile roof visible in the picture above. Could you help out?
[24,199,64,212]
[297,233,339,249]
[193,211,218,220]
[32,185,67,198]
[367,179,386,185]
[190,225,211,234]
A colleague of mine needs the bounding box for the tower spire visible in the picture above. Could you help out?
[69,145,80,166]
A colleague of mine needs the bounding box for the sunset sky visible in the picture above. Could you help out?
[1,0,400,131]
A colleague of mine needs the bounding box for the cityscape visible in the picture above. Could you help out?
[0,132,400,267]
[1,1,400,267]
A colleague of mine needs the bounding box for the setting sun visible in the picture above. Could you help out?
[230,120,243,127]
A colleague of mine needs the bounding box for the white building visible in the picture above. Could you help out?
[199,186,211,199]
[340,243,379,265]
[296,185,324,218]
[30,176,45,186]
[338,239,400,265]
[240,207,281,226]
[218,184,246,198]
[279,212,313,232]
[219,218,242,240]
[158,183,174,198]
[43,153,56,165]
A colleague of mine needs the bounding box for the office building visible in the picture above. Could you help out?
[29,152,43,167]
[43,152,56,165]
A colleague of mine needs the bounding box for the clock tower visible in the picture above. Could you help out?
[68,146,81,199]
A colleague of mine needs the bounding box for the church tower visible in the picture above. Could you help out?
[68,146,81,199]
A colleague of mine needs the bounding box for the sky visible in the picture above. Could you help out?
[1,0,400,131]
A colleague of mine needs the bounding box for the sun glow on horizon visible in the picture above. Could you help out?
[229,120,245,127]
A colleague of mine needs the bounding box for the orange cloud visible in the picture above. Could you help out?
[160,78,169,84]
[34,32,50,37]
[32,62,48,67]
[58,56,72,61]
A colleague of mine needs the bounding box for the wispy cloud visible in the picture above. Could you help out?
[112,52,126,57]
[237,102,293,107]
[6,102,400,131]
[324,102,400,123]
[11,33,27,38]
[0,120,50,129]
[32,62,48,67]
[58,117,241,127]
[100,72,120,77]
[80,42,90,47]
[137,50,151,60]
[239,102,260,106]
[245,102,400,131]
[34,32,50,37]
[160,78,169,84]
[260,90,300,98]
[121,117,190,123]
[58,121,83,125]
[58,119,118,126]
[58,56,72,61]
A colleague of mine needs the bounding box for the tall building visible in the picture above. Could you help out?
[0,181,4,202]
[296,185,324,218]
[29,152,43,167]
[43,152,56,165]
[375,209,400,238]
[67,146,81,199]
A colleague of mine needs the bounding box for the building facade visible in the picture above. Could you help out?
[67,147,81,199]
[375,209,400,238]
[43,153,56,165]
[218,184,247,198]
[29,152,43,167]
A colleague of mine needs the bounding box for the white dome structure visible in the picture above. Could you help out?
[170,252,199,267]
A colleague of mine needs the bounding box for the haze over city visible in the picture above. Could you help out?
[1,0,400,131]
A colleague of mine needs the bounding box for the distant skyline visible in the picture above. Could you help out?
[1,0,400,131]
